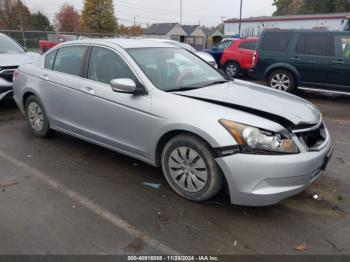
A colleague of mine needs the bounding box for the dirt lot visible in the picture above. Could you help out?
[0,89,349,255]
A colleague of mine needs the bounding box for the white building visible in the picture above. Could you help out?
[225,13,350,37]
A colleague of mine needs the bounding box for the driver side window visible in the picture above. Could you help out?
[88,47,136,85]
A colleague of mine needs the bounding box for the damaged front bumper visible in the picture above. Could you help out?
[216,127,333,206]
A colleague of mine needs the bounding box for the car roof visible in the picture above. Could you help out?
[57,38,178,49]
[262,29,350,34]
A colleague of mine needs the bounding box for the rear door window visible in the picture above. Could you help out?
[261,31,293,52]
[53,45,87,76]
[296,34,330,56]
[239,41,257,50]
[44,50,57,70]
[334,35,350,58]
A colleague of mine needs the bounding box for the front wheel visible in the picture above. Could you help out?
[25,95,51,137]
[268,70,296,92]
[161,134,223,202]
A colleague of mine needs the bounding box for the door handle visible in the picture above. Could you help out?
[81,86,95,95]
[290,57,301,61]
[332,60,345,64]
[40,74,49,81]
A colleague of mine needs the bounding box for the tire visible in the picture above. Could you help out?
[268,69,296,93]
[25,95,51,137]
[161,134,223,202]
[224,61,240,78]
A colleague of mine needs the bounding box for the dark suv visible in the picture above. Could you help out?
[250,29,350,92]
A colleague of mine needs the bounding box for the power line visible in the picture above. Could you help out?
[116,0,221,19]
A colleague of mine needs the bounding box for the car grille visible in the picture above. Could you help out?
[295,123,327,151]
[0,66,18,83]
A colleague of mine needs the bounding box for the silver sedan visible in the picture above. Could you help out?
[13,39,333,206]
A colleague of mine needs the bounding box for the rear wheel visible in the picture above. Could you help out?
[268,70,296,92]
[224,61,240,78]
[25,95,51,137]
[161,134,223,202]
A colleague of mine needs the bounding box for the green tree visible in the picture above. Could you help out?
[299,0,333,14]
[273,0,350,15]
[273,0,293,15]
[31,11,53,31]
[333,0,350,12]
[82,0,116,33]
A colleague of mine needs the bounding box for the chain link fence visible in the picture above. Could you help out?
[0,30,143,53]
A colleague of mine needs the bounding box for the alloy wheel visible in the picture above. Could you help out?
[271,73,290,91]
[226,64,238,77]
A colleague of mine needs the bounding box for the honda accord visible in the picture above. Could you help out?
[13,39,333,206]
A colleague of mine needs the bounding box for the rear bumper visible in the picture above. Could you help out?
[216,134,333,206]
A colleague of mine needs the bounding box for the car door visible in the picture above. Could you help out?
[40,45,88,132]
[328,33,350,90]
[287,33,331,86]
[78,46,151,158]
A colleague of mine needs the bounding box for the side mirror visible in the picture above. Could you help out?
[111,78,137,94]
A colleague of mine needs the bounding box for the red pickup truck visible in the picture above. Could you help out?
[39,34,77,53]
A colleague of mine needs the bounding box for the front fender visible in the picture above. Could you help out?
[149,122,236,165]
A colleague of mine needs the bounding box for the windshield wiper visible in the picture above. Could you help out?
[166,86,203,92]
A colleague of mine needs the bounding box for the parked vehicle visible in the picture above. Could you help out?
[39,34,77,53]
[13,39,333,206]
[145,39,218,68]
[221,38,258,77]
[250,29,350,92]
[202,39,233,66]
[0,33,40,101]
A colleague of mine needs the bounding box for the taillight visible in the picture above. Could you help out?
[13,69,20,82]
[252,51,259,67]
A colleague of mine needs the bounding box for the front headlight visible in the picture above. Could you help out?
[219,119,299,154]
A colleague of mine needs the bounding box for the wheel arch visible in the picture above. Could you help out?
[223,60,240,68]
[264,63,300,85]
[22,90,39,114]
[155,130,208,166]
[154,129,231,200]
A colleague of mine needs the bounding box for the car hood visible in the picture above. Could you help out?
[0,52,40,67]
[174,80,321,129]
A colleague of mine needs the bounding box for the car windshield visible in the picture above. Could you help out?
[0,35,25,53]
[128,47,226,92]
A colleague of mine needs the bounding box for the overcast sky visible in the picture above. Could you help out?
[23,0,276,27]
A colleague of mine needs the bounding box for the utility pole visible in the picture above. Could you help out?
[180,0,183,24]
[239,0,243,37]
[18,3,26,48]
[133,16,136,27]
[220,16,225,34]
